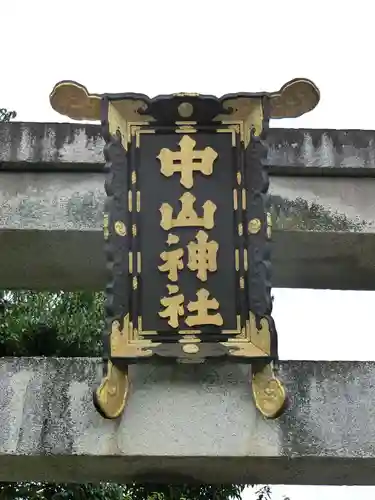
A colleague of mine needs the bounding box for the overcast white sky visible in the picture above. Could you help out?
[2,0,375,498]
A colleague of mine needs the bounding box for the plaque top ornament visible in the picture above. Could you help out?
[49,78,319,122]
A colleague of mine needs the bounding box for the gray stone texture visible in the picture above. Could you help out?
[0,357,375,485]
[2,122,375,174]
[1,122,375,290]
[0,174,373,291]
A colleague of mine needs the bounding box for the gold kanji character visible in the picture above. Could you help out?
[159,284,184,328]
[185,288,223,327]
[158,248,184,282]
[157,135,218,189]
[160,192,216,231]
[187,230,219,282]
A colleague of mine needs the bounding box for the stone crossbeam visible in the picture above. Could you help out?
[1,122,375,290]
[1,357,375,485]
[2,122,375,175]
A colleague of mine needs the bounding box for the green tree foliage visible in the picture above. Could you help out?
[0,482,128,500]
[0,481,275,500]
[0,291,103,357]
[0,291,268,500]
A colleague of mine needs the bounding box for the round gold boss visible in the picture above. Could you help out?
[182,344,199,354]
[178,102,194,118]
[114,221,126,236]
[248,218,261,234]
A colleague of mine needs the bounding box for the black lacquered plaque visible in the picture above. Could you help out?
[101,93,278,365]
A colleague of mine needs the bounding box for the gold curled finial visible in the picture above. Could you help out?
[251,363,286,419]
[93,361,129,419]
[49,80,101,121]
[269,78,320,119]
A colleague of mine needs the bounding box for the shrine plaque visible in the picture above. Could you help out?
[103,96,277,365]
[49,79,319,418]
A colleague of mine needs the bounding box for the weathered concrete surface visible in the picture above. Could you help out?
[2,122,375,290]
[1,357,375,485]
[267,128,375,175]
[3,122,375,174]
[0,172,373,290]
[0,122,104,170]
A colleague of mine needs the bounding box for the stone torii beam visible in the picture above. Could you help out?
[1,121,375,291]
[1,357,375,486]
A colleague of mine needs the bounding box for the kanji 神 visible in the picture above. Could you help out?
[187,230,218,282]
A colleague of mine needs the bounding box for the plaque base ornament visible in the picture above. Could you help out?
[50,79,319,420]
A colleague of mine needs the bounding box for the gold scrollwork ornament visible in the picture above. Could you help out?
[251,362,286,419]
[93,361,129,419]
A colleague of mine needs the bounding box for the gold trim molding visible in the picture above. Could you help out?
[107,101,154,151]
[110,314,161,358]
[214,98,264,147]
[111,312,271,360]
[221,311,271,357]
